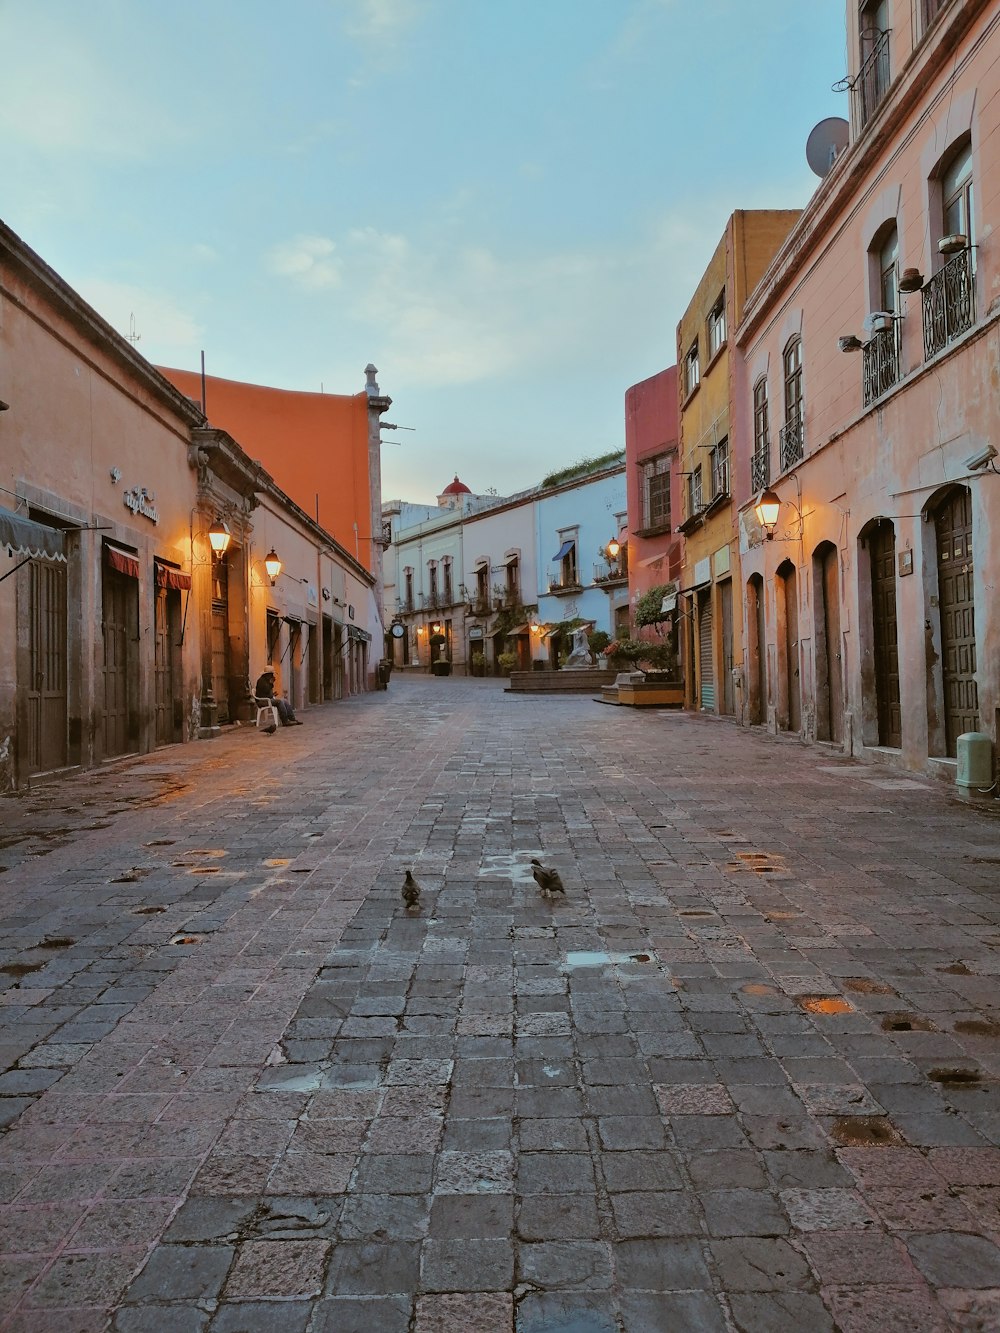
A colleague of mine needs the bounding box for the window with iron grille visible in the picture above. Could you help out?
[442,558,453,604]
[752,378,770,490]
[708,293,726,359]
[404,568,414,611]
[857,0,890,129]
[710,437,730,499]
[685,340,700,396]
[780,338,804,470]
[922,141,975,359]
[688,466,704,517]
[642,454,671,530]
[428,562,438,605]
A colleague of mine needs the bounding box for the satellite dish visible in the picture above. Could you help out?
[806,117,849,178]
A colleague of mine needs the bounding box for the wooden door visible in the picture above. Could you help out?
[211,555,230,723]
[26,561,68,773]
[154,587,181,746]
[820,546,844,743]
[936,488,977,754]
[870,522,901,748]
[779,564,801,732]
[103,565,138,757]
[720,581,734,715]
[698,590,714,710]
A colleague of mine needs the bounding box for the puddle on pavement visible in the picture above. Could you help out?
[830,1116,905,1147]
[1,962,45,977]
[881,1012,935,1032]
[144,839,175,847]
[938,962,972,975]
[186,867,222,875]
[954,1020,1000,1038]
[133,906,166,915]
[478,854,541,886]
[169,934,203,946]
[927,1066,981,1085]
[40,938,74,949]
[562,950,656,970]
[678,910,716,919]
[842,977,896,995]
[766,910,801,921]
[798,995,854,1014]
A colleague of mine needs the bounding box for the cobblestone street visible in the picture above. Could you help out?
[1,675,999,1331]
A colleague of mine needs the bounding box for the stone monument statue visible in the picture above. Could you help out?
[562,625,593,668]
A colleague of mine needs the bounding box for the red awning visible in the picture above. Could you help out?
[105,542,139,579]
[155,560,191,591]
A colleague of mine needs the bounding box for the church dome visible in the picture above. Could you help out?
[441,475,471,496]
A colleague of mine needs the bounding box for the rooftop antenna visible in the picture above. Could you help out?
[806,117,849,178]
[126,313,141,346]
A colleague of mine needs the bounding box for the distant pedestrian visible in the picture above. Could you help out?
[254,670,302,726]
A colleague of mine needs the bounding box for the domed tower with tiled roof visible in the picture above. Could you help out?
[438,474,472,510]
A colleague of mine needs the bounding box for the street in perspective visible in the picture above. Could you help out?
[1,675,999,1332]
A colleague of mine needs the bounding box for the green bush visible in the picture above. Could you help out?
[497,651,517,677]
[634,583,677,628]
[588,630,611,657]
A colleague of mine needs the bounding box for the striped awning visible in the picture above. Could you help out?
[104,541,140,579]
[154,559,191,591]
[0,508,66,563]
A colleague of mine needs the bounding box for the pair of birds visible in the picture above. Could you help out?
[400,859,566,913]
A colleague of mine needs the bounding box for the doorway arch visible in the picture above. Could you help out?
[926,484,977,756]
[746,574,767,726]
[775,560,800,733]
[813,542,844,744]
[858,517,901,748]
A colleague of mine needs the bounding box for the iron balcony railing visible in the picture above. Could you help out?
[862,326,900,407]
[778,408,804,472]
[856,28,890,129]
[921,249,974,360]
[750,445,770,491]
[548,567,581,592]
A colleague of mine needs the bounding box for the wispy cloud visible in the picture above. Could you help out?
[342,0,427,45]
[267,235,342,290]
[73,278,204,364]
[0,9,182,158]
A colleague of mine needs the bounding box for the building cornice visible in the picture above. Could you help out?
[735,0,996,347]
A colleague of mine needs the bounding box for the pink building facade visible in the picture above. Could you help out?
[734,0,999,785]
[624,366,681,629]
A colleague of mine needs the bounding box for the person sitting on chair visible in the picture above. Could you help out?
[254,670,302,726]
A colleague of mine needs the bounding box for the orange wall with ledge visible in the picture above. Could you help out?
[158,368,376,573]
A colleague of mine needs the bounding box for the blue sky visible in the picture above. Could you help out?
[0,0,847,504]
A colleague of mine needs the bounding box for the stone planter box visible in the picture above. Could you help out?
[431,661,452,676]
[601,671,684,707]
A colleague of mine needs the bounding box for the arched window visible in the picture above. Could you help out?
[752,378,769,489]
[779,339,804,470]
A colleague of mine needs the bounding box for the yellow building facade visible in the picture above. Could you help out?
[676,210,799,718]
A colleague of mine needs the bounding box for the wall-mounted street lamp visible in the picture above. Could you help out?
[264,548,282,585]
[605,537,621,563]
[753,488,781,541]
[208,519,232,555]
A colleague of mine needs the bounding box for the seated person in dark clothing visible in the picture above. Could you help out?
[254,670,302,726]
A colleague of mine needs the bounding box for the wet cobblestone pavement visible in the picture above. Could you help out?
[1,675,999,1331]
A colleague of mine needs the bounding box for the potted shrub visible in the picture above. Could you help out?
[589,630,611,666]
[470,650,485,677]
[497,650,517,677]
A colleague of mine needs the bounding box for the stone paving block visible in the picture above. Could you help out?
[310,1294,412,1332]
[617,1289,730,1333]
[338,1192,429,1240]
[516,1193,602,1241]
[613,1237,712,1290]
[727,1290,836,1332]
[780,1187,876,1231]
[905,1230,1000,1287]
[224,1238,329,1298]
[514,1290,617,1333]
[609,1190,702,1238]
[654,1082,733,1114]
[822,1283,954,1332]
[414,1291,512,1333]
[700,1188,790,1237]
[325,1240,421,1296]
[710,1236,813,1291]
[113,1305,209,1332]
[421,1237,514,1291]
[210,1302,312,1333]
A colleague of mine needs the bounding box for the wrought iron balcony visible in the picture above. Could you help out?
[862,326,900,407]
[856,28,890,129]
[750,447,770,491]
[921,249,974,360]
[778,408,804,472]
[547,568,581,594]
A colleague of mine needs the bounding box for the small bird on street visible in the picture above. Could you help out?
[402,870,421,912]
[531,859,566,899]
